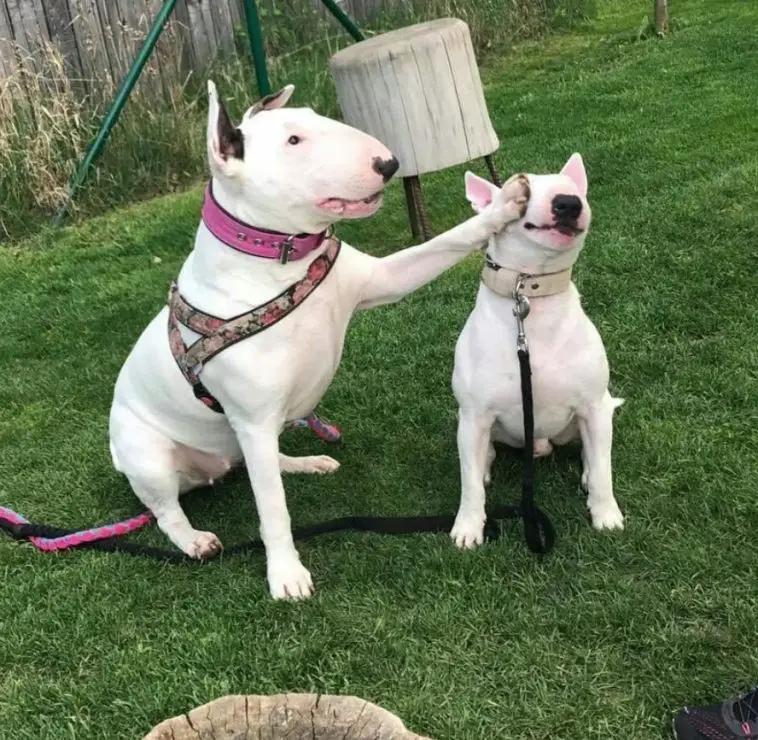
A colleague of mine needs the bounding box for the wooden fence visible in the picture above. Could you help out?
[0,0,384,96]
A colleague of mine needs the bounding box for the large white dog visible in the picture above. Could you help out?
[450,153,625,550]
[109,81,529,599]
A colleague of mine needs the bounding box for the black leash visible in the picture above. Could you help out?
[1,278,556,562]
[512,277,556,554]
[0,500,554,563]
[516,347,555,553]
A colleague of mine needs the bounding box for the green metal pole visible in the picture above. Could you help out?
[240,0,271,97]
[319,0,365,41]
[53,0,178,226]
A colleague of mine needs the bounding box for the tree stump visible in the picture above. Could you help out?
[143,694,433,739]
[329,18,500,241]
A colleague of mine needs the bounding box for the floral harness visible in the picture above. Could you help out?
[167,234,342,429]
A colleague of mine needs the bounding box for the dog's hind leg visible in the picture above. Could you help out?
[483,441,496,486]
[279,454,340,475]
[550,416,589,488]
[110,414,222,559]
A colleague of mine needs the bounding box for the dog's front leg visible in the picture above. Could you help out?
[577,393,624,532]
[357,174,529,309]
[451,407,496,549]
[234,421,313,599]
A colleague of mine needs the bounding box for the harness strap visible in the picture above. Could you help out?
[168,236,341,413]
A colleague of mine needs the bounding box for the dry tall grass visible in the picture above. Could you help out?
[0,0,594,242]
[0,12,199,238]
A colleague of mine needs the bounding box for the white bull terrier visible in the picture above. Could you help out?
[109,80,530,599]
[449,153,625,550]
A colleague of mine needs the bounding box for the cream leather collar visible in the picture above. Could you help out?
[481,256,573,298]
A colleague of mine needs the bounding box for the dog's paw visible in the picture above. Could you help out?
[185,531,223,559]
[501,172,530,217]
[482,173,530,236]
[267,557,314,600]
[450,514,486,550]
[280,454,340,475]
[589,501,625,531]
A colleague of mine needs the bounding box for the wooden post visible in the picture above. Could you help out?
[655,0,669,35]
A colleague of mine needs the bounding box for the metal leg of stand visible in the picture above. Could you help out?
[484,154,502,187]
[408,175,433,241]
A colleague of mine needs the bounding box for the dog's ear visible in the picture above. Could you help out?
[207,80,245,176]
[560,152,587,196]
[464,171,500,213]
[244,84,295,120]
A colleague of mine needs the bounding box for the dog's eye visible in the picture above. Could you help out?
[287,135,301,145]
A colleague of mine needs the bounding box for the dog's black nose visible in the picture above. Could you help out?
[552,194,582,220]
[372,156,399,182]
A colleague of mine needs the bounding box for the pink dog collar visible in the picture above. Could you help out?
[201,182,327,264]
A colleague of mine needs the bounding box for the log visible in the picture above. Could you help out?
[143,693,433,739]
[329,18,499,179]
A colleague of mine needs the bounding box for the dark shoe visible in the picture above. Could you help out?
[673,686,758,739]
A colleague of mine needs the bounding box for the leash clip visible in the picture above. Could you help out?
[279,236,294,265]
[512,275,530,352]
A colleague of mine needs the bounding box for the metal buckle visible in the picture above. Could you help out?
[512,274,530,352]
[279,236,294,264]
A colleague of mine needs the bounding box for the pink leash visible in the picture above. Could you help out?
[0,507,154,552]
[1,412,341,554]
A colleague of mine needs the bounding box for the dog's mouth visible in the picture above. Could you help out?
[524,221,584,237]
[317,191,383,218]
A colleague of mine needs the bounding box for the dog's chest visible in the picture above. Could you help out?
[190,250,364,418]
[455,286,604,414]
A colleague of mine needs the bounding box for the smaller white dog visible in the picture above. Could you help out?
[450,153,625,549]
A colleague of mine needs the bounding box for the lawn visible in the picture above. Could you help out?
[2,0,758,737]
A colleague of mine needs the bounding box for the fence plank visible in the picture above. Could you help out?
[213,0,235,55]
[67,0,113,86]
[96,0,125,78]
[227,0,242,30]
[173,0,195,76]
[45,0,84,84]
[139,0,168,100]
[184,0,216,70]
[0,1,18,80]
[113,0,139,77]
[5,0,48,64]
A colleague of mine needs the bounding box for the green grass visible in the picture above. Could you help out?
[2,0,758,737]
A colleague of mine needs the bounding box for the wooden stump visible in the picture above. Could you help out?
[143,694,433,739]
[329,18,500,241]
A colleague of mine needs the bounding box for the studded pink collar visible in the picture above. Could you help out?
[201,182,328,264]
